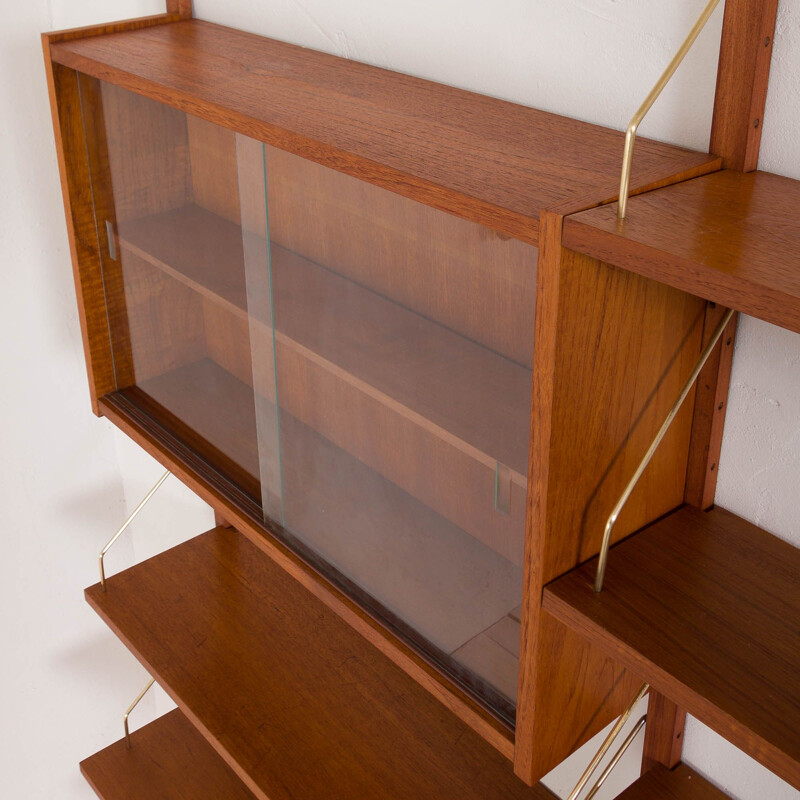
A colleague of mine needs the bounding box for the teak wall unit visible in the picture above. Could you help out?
[41,1,798,797]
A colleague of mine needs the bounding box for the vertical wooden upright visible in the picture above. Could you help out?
[650,0,779,772]
[165,0,193,18]
[710,0,780,171]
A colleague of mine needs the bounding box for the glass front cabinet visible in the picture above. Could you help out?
[48,15,789,799]
[78,77,536,722]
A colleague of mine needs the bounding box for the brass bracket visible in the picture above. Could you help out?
[595,308,734,592]
[617,0,722,219]
[123,677,156,748]
[99,470,171,590]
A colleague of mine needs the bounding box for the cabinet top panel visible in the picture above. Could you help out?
[48,18,719,244]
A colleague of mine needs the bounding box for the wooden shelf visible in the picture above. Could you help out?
[85,526,555,800]
[563,170,800,334]
[81,708,256,800]
[543,505,800,790]
[119,204,531,563]
[49,19,719,245]
[123,358,524,716]
[617,764,731,800]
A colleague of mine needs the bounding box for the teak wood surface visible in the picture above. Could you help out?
[643,691,687,772]
[514,215,706,781]
[616,764,732,800]
[43,6,783,791]
[86,527,557,800]
[46,20,720,245]
[544,505,800,790]
[80,709,257,800]
[563,170,800,336]
[710,0,779,171]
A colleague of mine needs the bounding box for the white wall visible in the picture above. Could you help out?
[0,0,797,798]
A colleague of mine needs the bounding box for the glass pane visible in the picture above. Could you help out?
[258,146,537,721]
[78,76,278,505]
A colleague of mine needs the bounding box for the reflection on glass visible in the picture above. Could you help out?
[256,147,537,720]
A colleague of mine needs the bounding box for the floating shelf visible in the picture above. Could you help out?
[119,204,531,563]
[564,170,800,334]
[49,19,719,245]
[81,708,256,800]
[85,526,555,800]
[617,763,731,800]
[543,505,800,790]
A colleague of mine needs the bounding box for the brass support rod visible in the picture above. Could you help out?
[595,308,734,592]
[584,715,648,800]
[617,0,722,219]
[123,677,156,749]
[566,682,650,800]
[99,470,171,590]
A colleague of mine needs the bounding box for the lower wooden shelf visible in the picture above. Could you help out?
[81,708,256,799]
[85,526,554,800]
[543,505,800,790]
[617,764,730,799]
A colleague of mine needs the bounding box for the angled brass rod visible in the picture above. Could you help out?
[617,0,722,219]
[123,677,156,749]
[595,307,734,593]
[584,715,648,800]
[566,682,650,800]
[99,470,171,591]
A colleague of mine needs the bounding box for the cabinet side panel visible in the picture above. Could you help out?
[516,239,705,782]
[531,611,641,779]
[543,250,705,580]
[42,50,116,412]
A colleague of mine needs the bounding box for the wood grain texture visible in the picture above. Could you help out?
[515,220,704,782]
[617,764,732,800]
[48,20,719,244]
[85,527,556,800]
[710,0,779,171]
[527,610,641,780]
[117,204,532,563]
[539,251,704,580]
[514,209,564,782]
[41,55,116,413]
[165,0,192,19]
[643,691,687,772]
[564,170,800,335]
[44,13,181,45]
[544,505,800,790]
[515,234,707,781]
[683,306,738,509]
[265,146,537,366]
[99,373,517,757]
[80,709,256,800]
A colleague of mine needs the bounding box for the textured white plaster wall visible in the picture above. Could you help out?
[1,0,797,798]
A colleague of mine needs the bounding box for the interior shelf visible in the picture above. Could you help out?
[119,204,530,563]
[49,19,719,244]
[563,170,800,334]
[81,708,256,800]
[617,764,731,800]
[85,526,555,800]
[543,505,800,790]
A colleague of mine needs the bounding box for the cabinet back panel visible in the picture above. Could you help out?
[265,147,537,367]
